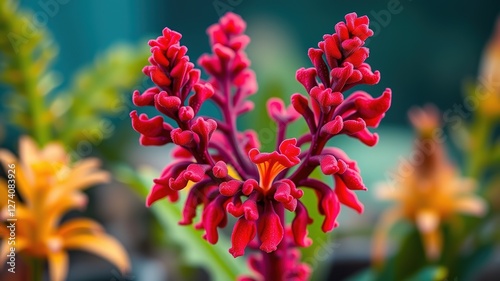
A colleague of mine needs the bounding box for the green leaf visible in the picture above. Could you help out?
[114,164,249,281]
[458,244,494,281]
[406,266,448,281]
[372,227,426,281]
[392,228,428,280]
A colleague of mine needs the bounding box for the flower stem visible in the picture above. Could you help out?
[2,4,51,146]
[17,49,50,146]
[31,257,43,281]
[466,114,492,180]
[220,74,255,175]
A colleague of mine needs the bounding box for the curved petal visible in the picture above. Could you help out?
[0,150,32,203]
[257,202,284,253]
[67,158,105,181]
[63,234,130,274]
[334,175,364,213]
[229,217,256,257]
[9,205,36,238]
[42,193,88,239]
[454,197,487,217]
[40,143,68,164]
[374,183,401,200]
[56,170,110,193]
[415,209,441,260]
[19,136,42,165]
[57,218,105,238]
[48,250,68,281]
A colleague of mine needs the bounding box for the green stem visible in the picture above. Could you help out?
[466,115,492,180]
[31,257,43,281]
[2,3,51,146]
[18,51,50,146]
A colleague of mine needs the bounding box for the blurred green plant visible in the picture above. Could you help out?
[51,44,149,147]
[0,2,148,280]
[115,164,249,281]
[349,18,500,281]
[0,0,149,148]
[447,19,500,279]
[0,0,56,145]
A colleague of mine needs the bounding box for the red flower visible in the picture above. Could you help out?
[249,139,300,193]
[131,11,391,281]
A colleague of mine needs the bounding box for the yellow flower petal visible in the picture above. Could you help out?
[420,227,442,261]
[0,181,8,207]
[44,189,88,213]
[454,197,487,217]
[70,158,105,178]
[416,209,441,260]
[3,205,36,239]
[415,209,440,234]
[374,183,401,200]
[59,170,110,192]
[48,251,68,281]
[0,150,32,203]
[40,143,68,165]
[19,136,42,166]
[58,218,104,238]
[480,18,500,91]
[454,178,477,193]
[44,192,88,234]
[63,234,130,274]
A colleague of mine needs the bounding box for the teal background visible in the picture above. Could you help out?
[2,1,500,280]
[21,0,500,126]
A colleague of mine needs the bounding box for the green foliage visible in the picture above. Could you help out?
[462,81,500,181]
[348,228,447,281]
[0,0,149,148]
[347,266,447,281]
[406,266,448,281]
[115,164,249,281]
[0,0,57,144]
[50,44,149,147]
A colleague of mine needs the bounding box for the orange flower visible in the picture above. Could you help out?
[478,17,500,117]
[373,106,486,264]
[0,137,129,281]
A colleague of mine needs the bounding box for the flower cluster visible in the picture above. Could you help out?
[0,137,129,281]
[131,12,391,280]
[373,106,486,264]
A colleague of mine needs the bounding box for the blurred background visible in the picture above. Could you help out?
[1,0,499,280]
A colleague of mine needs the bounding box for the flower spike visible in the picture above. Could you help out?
[131,11,391,281]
